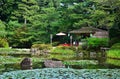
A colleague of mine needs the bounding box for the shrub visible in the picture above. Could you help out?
[111,43,120,49]
[51,47,75,55]
[85,38,109,50]
[106,58,120,66]
[107,50,120,59]
[31,44,52,50]
[52,42,59,46]
[0,38,9,48]
[50,47,75,60]
[107,43,120,59]
[56,46,76,51]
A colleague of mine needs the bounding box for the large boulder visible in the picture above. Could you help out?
[20,57,32,70]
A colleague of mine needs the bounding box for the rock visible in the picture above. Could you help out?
[90,52,97,58]
[44,60,65,68]
[30,48,38,55]
[20,57,32,70]
[78,52,83,58]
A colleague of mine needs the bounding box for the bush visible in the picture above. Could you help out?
[109,37,120,46]
[0,38,9,48]
[107,43,120,59]
[50,47,75,60]
[56,46,76,51]
[85,38,109,50]
[51,47,75,55]
[111,43,120,49]
[52,42,59,46]
[107,50,120,59]
[106,58,120,66]
[31,44,52,50]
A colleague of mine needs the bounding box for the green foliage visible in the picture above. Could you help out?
[63,60,97,66]
[50,46,75,60]
[0,39,9,48]
[51,47,75,55]
[0,56,21,64]
[9,26,33,48]
[0,20,7,38]
[106,58,120,66]
[32,44,52,50]
[55,46,76,51]
[52,42,59,46]
[107,50,120,59]
[85,37,109,50]
[0,48,31,56]
[107,43,120,59]
[111,43,120,49]
[109,11,120,45]
[0,0,120,47]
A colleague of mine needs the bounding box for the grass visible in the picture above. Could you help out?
[0,56,22,64]
[50,47,76,60]
[63,60,98,66]
[0,56,47,73]
[0,48,30,54]
[0,56,47,64]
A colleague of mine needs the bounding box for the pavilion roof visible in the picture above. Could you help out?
[69,27,105,34]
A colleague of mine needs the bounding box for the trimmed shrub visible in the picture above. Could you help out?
[31,44,52,50]
[107,43,120,59]
[51,47,75,55]
[50,47,75,60]
[107,50,120,59]
[84,38,109,50]
[56,46,76,51]
[106,58,120,66]
[111,43,120,49]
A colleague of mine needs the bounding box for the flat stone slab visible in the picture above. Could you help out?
[44,60,65,68]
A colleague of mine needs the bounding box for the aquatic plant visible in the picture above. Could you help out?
[0,68,119,79]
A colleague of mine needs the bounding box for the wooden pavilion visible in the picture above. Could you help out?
[69,27,109,38]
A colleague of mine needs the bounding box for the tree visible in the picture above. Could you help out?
[0,0,15,22]
[0,20,9,47]
[10,0,39,24]
[109,9,120,45]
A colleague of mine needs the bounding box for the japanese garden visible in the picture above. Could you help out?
[0,0,120,79]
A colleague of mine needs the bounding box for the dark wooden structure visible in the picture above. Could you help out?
[69,27,109,38]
